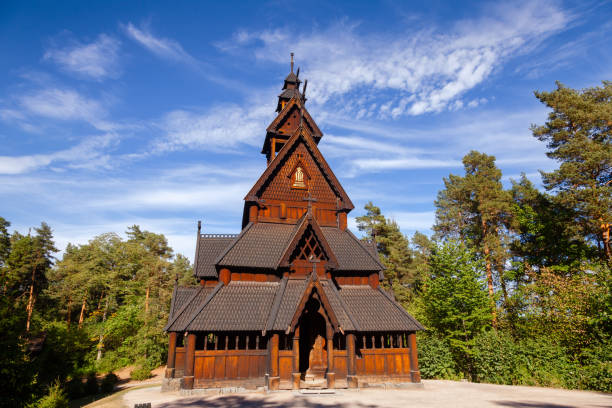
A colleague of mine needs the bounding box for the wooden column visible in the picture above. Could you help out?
[292,327,301,389]
[408,332,421,383]
[183,333,196,389]
[249,205,258,223]
[338,212,347,230]
[269,333,280,390]
[346,333,358,388]
[326,326,335,389]
[165,332,177,378]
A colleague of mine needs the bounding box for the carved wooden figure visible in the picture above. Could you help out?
[163,55,424,391]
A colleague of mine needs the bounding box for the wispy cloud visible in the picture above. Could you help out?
[154,102,273,152]
[44,34,121,80]
[0,133,117,175]
[16,88,117,131]
[123,22,196,65]
[224,0,571,117]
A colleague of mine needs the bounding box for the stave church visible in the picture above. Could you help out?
[163,55,424,391]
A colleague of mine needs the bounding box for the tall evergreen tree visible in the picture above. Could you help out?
[356,202,415,303]
[434,151,512,324]
[532,81,612,261]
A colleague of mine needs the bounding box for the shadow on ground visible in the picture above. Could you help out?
[494,401,605,408]
[155,394,377,408]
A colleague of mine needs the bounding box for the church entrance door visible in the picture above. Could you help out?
[298,297,328,384]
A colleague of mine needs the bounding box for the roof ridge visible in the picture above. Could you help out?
[376,286,425,330]
[200,233,239,238]
[214,222,254,265]
[184,281,225,331]
[164,285,204,331]
[264,277,288,335]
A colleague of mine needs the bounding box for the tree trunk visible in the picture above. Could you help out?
[145,286,150,315]
[97,296,109,361]
[481,221,497,327]
[78,296,87,328]
[66,297,72,329]
[499,271,508,306]
[25,267,36,332]
[602,222,611,262]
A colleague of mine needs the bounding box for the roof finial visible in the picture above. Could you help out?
[197,220,202,233]
[290,52,294,73]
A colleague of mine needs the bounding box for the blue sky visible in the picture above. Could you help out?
[1,0,611,260]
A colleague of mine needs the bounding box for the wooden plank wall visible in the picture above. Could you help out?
[278,350,293,381]
[193,349,266,386]
[355,348,411,377]
[175,347,185,377]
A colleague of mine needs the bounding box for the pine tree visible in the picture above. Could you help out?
[532,81,612,261]
[434,151,512,325]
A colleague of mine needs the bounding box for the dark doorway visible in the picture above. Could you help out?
[298,296,327,379]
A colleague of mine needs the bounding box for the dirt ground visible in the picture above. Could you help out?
[109,380,612,408]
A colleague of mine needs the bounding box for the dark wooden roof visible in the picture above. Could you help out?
[214,221,381,272]
[194,234,238,278]
[187,281,278,331]
[166,279,423,333]
[320,227,385,271]
[266,97,323,139]
[336,285,425,331]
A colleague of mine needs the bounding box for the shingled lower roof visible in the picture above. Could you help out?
[195,234,237,278]
[216,222,382,272]
[166,279,423,333]
[336,285,425,331]
[186,281,279,331]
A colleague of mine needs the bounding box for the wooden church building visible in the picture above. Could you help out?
[164,55,424,391]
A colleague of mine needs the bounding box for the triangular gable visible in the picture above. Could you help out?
[266,97,322,139]
[277,212,339,269]
[286,272,341,334]
[245,126,354,210]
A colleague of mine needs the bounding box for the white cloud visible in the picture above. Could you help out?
[124,22,196,64]
[227,0,570,117]
[17,88,116,131]
[0,134,117,175]
[44,34,121,80]
[353,157,461,171]
[155,102,273,152]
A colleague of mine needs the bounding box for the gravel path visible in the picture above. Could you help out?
[121,380,612,408]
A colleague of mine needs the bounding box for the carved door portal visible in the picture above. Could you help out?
[298,296,327,381]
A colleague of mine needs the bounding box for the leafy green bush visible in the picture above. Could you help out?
[517,336,578,389]
[418,334,459,379]
[85,372,98,395]
[32,380,69,408]
[576,340,612,392]
[130,366,152,380]
[472,330,520,385]
[100,372,119,393]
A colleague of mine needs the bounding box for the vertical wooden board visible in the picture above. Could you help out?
[214,356,226,379]
[355,356,365,375]
[203,356,215,379]
[175,351,185,369]
[394,353,403,375]
[364,354,375,375]
[238,355,250,378]
[386,353,395,375]
[247,355,258,378]
[226,355,239,378]
[279,355,292,380]
[254,273,266,282]
[334,355,347,377]
[194,356,204,379]
[375,355,385,375]
[402,352,411,374]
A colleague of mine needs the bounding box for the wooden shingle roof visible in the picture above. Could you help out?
[194,234,237,278]
[166,279,423,333]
